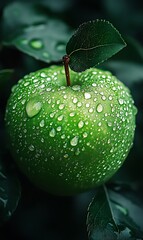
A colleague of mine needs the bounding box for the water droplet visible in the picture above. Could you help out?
[30,39,43,49]
[73,98,78,103]
[41,138,44,143]
[59,104,65,110]
[98,122,102,126]
[101,96,106,101]
[70,136,79,146]
[56,42,65,52]
[96,104,103,113]
[89,108,93,113]
[118,99,124,105]
[77,102,82,107]
[40,72,46,78]
[58,115,64,121]
[21,39,28,45]
[49,128,56,137]
[43,52,50,59]
[61,134,65,139]
[83,132,88,138]
[29,144,35,151]
[46,88,51,92]
[64,154,68,158]
[108,96,113,100]
[26,97,42,118]
[40,120,45,127]
[24,82,30,86]
[21,99,26,105]
[69,112,75,117]
[75,148,80,156]
[107,122,112,127]
[94,98,97,102]
[59,172,63,176]
[72,85,80,91]
[78,121,84,128]
[57,126,62,131]
[84,92,91,99]
[92,83,97,87]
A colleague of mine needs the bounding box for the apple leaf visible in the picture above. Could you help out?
[66,19,126,72]
[87,184,143,240]
[2,2,73,63]
[0,158,21,224]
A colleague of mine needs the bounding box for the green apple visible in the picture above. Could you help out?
[5,66,137,195]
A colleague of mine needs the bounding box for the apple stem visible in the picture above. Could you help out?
[63,55,71,86]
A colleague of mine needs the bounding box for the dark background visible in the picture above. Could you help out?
[0,0,143,239]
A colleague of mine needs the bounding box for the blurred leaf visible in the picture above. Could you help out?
[87,185,118,240]
[2,2,48,42]
[41,0,75,12]
[0,159,21,224]
[87,185,143,240]
[0,69,14,90]
[6,20,72,63]
[66,19,126,72]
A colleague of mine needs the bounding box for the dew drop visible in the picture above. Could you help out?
[72,85,80,91]
[84,92,91,99]
[75,148,80,156]
[69,112,75,117]
[26,97,42,118]
[57,126,62,131]
[29,144,35,151]
[108,96,113,100]
[96,103,103,113]
[77,102,82,107]
[64,154,68,158]
[92,83,97,87]
[29,39,43,49]
[70,136,79,146]
[73,98,78,103]
[49,128,56,137]
[89,108,93,113]
[101,96,106,101]
[56,42,65,51]
[24,82,30,86]
[40,120,45,127]
[83,132,88,138]
[78,120,84,128]
[118,99,124,105]
[58,115,64,121]
[59,104,65,110]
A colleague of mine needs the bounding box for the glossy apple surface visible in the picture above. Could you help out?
[5,66,137,195]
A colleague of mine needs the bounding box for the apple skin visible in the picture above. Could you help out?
[5,66,137,195]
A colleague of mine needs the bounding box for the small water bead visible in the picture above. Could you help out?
[103,93,109,100]
[59,104,65,110]
[94,98,97,102]
[64,154,68,158]
[77,102,82,107]
[21,99,26,105]
[83,132,88,138]
[98,122,102,126]
[108,96,113,101]
[84,92,91,99]
[118,99,124,105]
[72,85,81,91]
[107,122,112,127]
[46,88,51,92]
[29,144,35,151]
[30,39,43,49]
[73,98,78,103]
[41,138,44,143]
[70,136,79,146]
[86,103,90,108]
[61,134,65,139]
[24,82,30,87]
[75,148,80,156]
[57,126,62,131]
[40,120,45,127]
[26,98,42,118]
[58,115,64,121]
[78,121,84,128]
[50,112,55,118]
[96,103,103,113]
[89,108,94,113]
[69,112,75,117]
[92,83,97,87]
[49,128,56,137]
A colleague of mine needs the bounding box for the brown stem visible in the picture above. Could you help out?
[63,55,71,86]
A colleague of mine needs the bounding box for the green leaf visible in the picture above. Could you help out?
[87,186,118,240]
[66,19,126,72]
[0,159,21,224]
[2,2,48,42]
[87,184,143,240]
[8,20,72,63]
[0,69,14,90]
